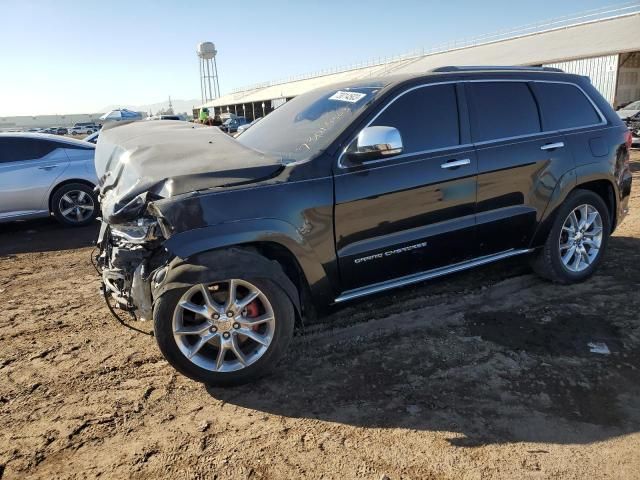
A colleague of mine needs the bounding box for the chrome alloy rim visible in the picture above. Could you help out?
[559,204,603,273]
[59,190,94,223]
[172,279,275,372]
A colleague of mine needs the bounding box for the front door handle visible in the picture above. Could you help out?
[441,158,471,169]
[38,165,59,170]
[540,142,565,151]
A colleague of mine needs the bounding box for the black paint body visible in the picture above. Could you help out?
[153,70,632,311]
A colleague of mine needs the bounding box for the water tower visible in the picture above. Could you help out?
[197,42,221,104]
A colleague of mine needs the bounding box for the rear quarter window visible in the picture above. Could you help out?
[532,82,602,130]
[37,140,65,157]
[63,143,95,151]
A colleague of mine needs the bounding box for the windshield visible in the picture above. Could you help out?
[237,82,386,162]
[624,101,640,110]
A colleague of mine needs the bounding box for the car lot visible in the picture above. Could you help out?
[0,151,638,479]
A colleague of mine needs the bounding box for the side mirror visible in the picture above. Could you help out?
[345,126,403,163]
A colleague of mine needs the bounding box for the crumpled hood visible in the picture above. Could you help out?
[95,120,283,222]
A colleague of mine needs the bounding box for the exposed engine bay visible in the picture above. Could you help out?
[97,219,168,321]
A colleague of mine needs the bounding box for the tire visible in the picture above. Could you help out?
[50,183,99,227]
[154,277,295,386]
[86,129,93,134]
[531,189,610,284]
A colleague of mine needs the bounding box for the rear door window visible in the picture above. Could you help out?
[0,138,69,163]
[371,83,460,153]
[532,82,602,130]
[467,82,541,143]
[0,138,40,163]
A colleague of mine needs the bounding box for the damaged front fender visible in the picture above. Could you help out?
[152,248,302,315]
[158,216,333,307]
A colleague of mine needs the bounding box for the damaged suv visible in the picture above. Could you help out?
[96,67,632,386]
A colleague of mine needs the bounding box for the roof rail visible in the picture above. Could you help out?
[431,65,564,73]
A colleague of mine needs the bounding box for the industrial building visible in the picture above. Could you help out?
[200,4,640,120]
[0,113,105,132]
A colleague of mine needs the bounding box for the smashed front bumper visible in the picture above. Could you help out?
[97,219,168,321]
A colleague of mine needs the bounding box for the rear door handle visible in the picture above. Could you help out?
[540,142,565,151]
[38,165,59,170]
[441,158,471,169]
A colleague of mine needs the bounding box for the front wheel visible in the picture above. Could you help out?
[51,183,99,227]
[154,277,294,386]
[531,189,610,284]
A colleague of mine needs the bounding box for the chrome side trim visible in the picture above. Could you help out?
[334,248,533,303]
[465,79,608,126]
[441,158,471,168]
[337,80,461,169]
[540,142,565,151]
[337,143,475,170]
[337,78,607,169]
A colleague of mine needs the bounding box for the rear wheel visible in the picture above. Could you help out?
[531,189,610,283]
[50,183,98,227]
[154,277,294,386]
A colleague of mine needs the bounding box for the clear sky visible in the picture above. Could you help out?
[0,0,626,116]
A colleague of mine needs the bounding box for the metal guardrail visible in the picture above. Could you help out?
[228,1,640,96]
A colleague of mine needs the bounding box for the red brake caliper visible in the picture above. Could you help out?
[245,301,260,331]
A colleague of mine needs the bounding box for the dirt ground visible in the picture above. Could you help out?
[1,152,640,480]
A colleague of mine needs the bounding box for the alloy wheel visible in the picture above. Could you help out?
[58,189,95,223]
[172,279,276,372]
[559,204,603,272]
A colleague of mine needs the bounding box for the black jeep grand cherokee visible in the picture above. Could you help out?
[96,66,633,386]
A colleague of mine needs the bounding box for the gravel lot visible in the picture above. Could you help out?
[1,151,639,480]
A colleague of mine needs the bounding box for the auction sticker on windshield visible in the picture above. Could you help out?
[329,91,367,103]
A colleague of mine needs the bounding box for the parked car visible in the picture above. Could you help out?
[41,128,57,134]
[70,125,98,135]
[74,122,101,130]
[0,133,99,226]
[220,117,248,133]
[618,101,640,146]
[235,117,262,135]
[617,100,640,121]
[95,66,632,386]
[56,127,68,135]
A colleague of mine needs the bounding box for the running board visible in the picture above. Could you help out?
[334,248,533,303]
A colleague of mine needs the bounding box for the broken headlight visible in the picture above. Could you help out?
[110,218,160,244]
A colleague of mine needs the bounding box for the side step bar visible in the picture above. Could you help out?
[334,248,533,303]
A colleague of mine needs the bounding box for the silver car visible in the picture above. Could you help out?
[0,133,99,226]
[616,100,640,121]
